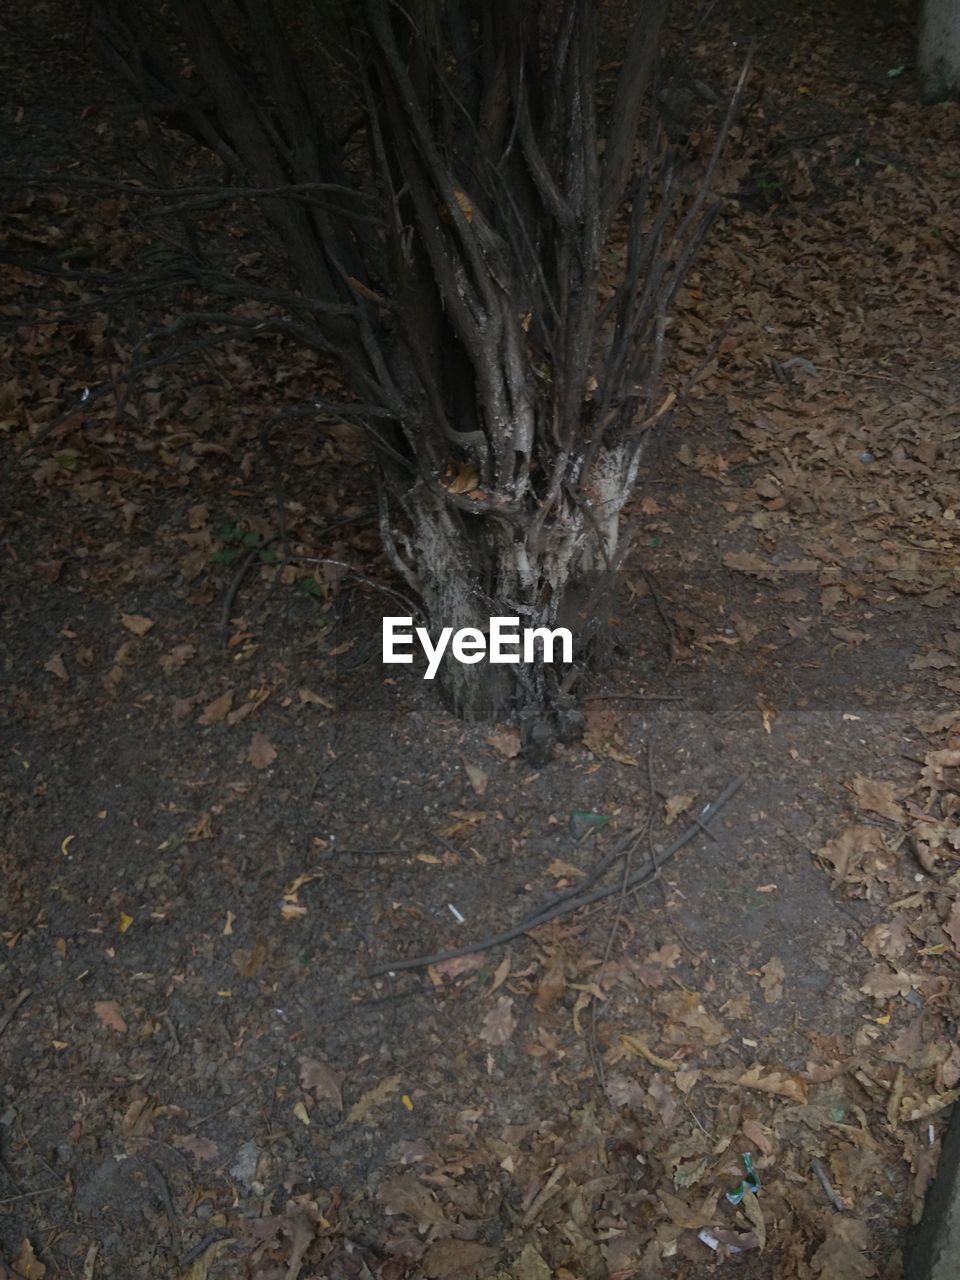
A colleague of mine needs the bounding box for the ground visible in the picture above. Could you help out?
[2,1,960,1278]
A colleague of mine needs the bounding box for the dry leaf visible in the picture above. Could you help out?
[664,792,696,825]
[299,687,335,709]
[12,1238,46,1279]
[429,954,486,981]
[422,1238,497,1280]
[759,956,785,1004]
[299,1056,344,1111]
[94,1000,127,1033]
[120,1096,155,1138]
[462,757,488,796]
[621,1033,679,1072]
[248,731,277,769]
[479,995,516,1046]
[850,775,904,823]
[658,990,727,1045]
[378,1172,448,1227]
[534,951,566,1012]
[171,1134,219,1161]
[159,644,195,673]
[120,613,155,637]
[43,653,68,681]
[860,964,915,1001]
[945,900,960,954]
[490,953,512,993]
[731,1062,807,1103]
[347,1073,402,1123]
[199,690,233,725]
[488,726,521,759]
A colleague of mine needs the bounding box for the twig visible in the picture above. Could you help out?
[0,989,30,1039]
[220,537,277,648]
[811,1158,846,1212]
[0,1186,64,1206]
[583,692,684,702]
[369,774,747,976]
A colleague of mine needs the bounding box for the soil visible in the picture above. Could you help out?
[2,2,959,1279]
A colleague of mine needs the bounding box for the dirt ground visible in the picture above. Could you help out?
[2,2,960,1278]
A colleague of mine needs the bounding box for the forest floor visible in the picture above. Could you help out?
[2,1,960,1278]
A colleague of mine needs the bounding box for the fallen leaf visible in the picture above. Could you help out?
[945,901,960,954]
[488,727,521,759]
[422,1238,497,1280]
[534,951,566,1012]
[759,956,785,1004]
[462,757,488,796]
[299,687,335,709]
[120,613,155,637]
[429,954,486,981]
[171,1134,219,1161]
[479,995,516,1046]
[657,990,727,1045]
[299,1056,344,1111]
[347,1073,402,1124]
[730,1062,807,1102]
[378,1172,448,1228]
[621,1033,679,1071]
[94,1000,127,1033]
[43,653,68,681]
[850,775,904,823]
[199,690,233,725]
[664,792,696,825]
[159,644,195,673]
[248,731,277,769]
[12,1238,46,1279]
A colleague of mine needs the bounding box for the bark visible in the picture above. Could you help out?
[85,0,743,737]
[918,0,960,102]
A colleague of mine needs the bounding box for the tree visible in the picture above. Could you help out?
[91,0,737,733]
[918,0,960,102]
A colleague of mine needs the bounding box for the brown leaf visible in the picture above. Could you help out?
[429,954,486,981]
[479,995,516,1046]
[534,951,566,1012]
[462,757,488,797]
[658,990,727,1045]
[299,1056,344,1112]
[120,613,155,637]
[171,1134,219,1161]
[943,901,960,954]
[12,1238,46,1279]
[664,792,696,825]
[731,1063,807,1103]
[43,653,67,681]
[94,1000,127,1033]
[159,643,195,674]
[347,1073,402,1124]
[248,731,277,769]
[759,956,785,1004]
[199,690,233,725]
[121,1096,155,1138]
[487,726,521,759]
[741,1118,776,1157]
[378,1173,448,1228]
[232,935,267,978]
[299,687,335,710]
[422,1239,497,1280]
[860,964,915,1001]
[850,775,904,823]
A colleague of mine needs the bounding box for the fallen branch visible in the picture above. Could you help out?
[368,773,747,977]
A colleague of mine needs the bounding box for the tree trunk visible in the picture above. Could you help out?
[386,438,641,724]
[918,0,960,102]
